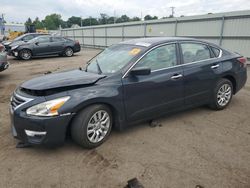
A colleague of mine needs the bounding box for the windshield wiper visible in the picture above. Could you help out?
[96,59,102,74]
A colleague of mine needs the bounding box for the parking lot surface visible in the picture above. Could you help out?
[0,49,250,188]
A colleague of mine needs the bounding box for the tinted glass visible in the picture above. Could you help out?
[211,47,220,57]
[181,43,211,64]
[87,44,145,74]
[37,36,51,43]
[23,35,34,41]
[135,44,177,71]
[52,37,65,42]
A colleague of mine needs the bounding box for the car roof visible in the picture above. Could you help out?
[120,37,216,48]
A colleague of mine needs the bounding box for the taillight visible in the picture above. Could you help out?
[75,41,79,45]
[237,57,247,67]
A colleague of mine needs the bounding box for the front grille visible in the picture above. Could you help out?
[10,93,32,109]
[11,94,26,108]
[4,45,11,51]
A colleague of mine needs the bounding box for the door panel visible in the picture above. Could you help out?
[180,42,223,106]
[122,43,184,122]
[33,37,53,56]
[183,60,222,106]
[122,67,184,121]
[51,37,65,53]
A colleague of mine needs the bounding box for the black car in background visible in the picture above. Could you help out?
[9,37,247,148]
[10,35,81,60]
[2,33,49,53]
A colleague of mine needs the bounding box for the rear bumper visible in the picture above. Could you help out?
[0,61,9,72]
[10,108,74,146]
[235,68,247,93]
[73,45,81,53]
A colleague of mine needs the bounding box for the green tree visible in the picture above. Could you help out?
[107,16,115,24]
[67,16,81,27]
[25,17,33,26]
[130,17,141,22]
[144,15,158,20]
[99,13,109,24]
[120,15,130,22]
[82,17,99,26]
[43,14,64,30]
[33,17,44,29]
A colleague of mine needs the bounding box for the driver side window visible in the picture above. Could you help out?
[37,37,51,43]
[23,35,34,41]
[135,44,177,71]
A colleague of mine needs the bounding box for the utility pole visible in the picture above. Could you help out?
[114,10,116,24]
[170,6,175,17]
[81,16,83,27]
[0,14,5,35]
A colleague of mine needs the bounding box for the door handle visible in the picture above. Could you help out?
[211,64,219,69]
[171,74,183,80]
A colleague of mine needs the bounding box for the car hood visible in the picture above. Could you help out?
[9,41,26,47]
[2,41,12,45]
[21,69,106,91]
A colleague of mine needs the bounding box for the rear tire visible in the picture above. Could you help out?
[209,78,233,110]
[71,104,112,149]
[19,49,32,60]
[64,47,74,57]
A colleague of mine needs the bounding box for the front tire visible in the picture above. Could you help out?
[210,78,233,110]
[19,49,32,60]
[71,104,112,149]
[64,47,74,57]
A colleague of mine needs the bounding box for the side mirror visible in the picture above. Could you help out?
[35,42,39,45]
[130,67,151,76]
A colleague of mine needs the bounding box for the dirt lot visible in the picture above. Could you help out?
[0,49,250,188]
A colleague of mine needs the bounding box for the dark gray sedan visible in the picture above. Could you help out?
[10,36,81,60]
[10,37,247,148]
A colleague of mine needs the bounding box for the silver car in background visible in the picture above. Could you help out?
[0,44,9,72]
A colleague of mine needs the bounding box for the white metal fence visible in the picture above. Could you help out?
[61,10,250,58]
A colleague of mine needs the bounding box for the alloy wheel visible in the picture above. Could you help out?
[21,50,31,60]
[217,83,232,107]
[65,48,73,57]
[87,110,111,143]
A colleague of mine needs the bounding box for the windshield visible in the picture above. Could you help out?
[13,35,27,41]
[28,37,39,43]
[86,44,144,74]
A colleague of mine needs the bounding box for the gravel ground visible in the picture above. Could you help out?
[0,49,250,188]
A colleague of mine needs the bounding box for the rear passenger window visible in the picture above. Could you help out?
[181,43,211,64]
[211,47,221,57]
[37,36,51,43]
[52,37,65,42]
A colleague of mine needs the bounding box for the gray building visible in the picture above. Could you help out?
[4,23,25,35]
[61,10,250,58]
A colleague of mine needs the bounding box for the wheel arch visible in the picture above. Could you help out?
[19,48,33,56]
[64,46,73,51]
[67,101,123,136]
[222,75,236,94]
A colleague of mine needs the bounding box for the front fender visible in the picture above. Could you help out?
[61,84,126,130]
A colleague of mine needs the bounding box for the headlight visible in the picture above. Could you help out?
[11,45,19,50]
[26,96,70,117]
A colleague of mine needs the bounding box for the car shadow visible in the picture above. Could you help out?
[8,53,81,62]
[0,73,10,82]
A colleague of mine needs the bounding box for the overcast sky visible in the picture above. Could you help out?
[1,0,250,23]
